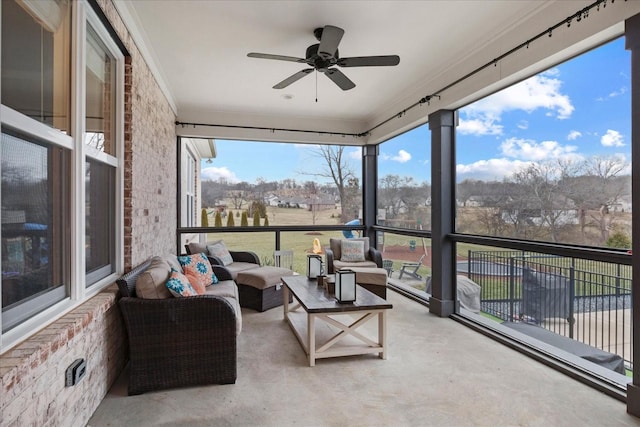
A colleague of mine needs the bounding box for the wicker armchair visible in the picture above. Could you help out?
[324,237,383,274]
[117,259,238,395]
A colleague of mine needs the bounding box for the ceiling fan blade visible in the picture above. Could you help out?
[338,55,400,67]
[318,25,344,59]
[247,52,307,63]
[324,69,355,91]
[273,69,314,89]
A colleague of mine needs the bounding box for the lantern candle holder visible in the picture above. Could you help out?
[306,254,323,280]
[335,269,356,303]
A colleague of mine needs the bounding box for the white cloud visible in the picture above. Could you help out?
[517,120,528,130]
[381,149,412,163]
[601,129,624,147]
[459,69,574,136]
[457,118,503,136]
[567,130,582,140]
[348,148,362,159]
[500,138,577,161]
[596,86,628,101]
[391,149,411,163]
[456,158,533,181]
[201,166,240,183]
[456,136,585,181]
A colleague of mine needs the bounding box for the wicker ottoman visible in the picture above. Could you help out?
[344,267,388,299]
[236,266,295,312]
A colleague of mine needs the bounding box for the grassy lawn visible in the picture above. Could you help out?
[207,229,347,274]
[203,206,347,274]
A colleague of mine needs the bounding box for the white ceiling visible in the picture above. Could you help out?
[113,0,636,144]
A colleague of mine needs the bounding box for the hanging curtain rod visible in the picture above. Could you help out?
[364,0,625,136]
[175,121,367,139]
[177,0,623,141]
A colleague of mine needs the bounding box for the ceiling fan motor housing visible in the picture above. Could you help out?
[306,44,338,71]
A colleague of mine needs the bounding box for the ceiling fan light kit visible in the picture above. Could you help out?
[247,25,400,91]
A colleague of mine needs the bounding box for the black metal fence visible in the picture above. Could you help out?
[465,250,632,370]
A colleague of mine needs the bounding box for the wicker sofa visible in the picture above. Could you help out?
[116,255,241,395]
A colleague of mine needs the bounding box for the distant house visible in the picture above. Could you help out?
[466,196,485,207]
[612,196,632,213]
[266,194,280,207]
[501,208,580,226]
[307,193,335,211]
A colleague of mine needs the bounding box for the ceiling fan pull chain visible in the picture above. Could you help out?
[315,71,318,103]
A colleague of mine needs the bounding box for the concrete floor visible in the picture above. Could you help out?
[89,291,640,427]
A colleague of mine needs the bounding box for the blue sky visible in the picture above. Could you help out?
[202,37,630,185]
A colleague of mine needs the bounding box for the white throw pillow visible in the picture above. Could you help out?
[207,241,234,266]
[340,240,365,262]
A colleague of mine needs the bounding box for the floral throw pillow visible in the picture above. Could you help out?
[184,270,207,294]
[178,253,219,289]
[165,269,198,297]
[207,241,234,266]
[341,240,365,262]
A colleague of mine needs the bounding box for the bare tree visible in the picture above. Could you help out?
[584,156,628,244]
[228,190,245,210]
[299,145,355,222]
[379,174,429,220]
[456,179,482,207]
[303,181,320,225]
[379,174,405,218]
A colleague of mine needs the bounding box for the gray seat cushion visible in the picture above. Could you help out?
[224,262,260,279]
[334,260,378,271]
[236,266,294,290]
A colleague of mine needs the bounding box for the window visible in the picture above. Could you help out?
[1,129,70,331]
[377,124,431,230]
[455,38,631,248]
[185,150,197,227]
[1,0,71,131]
[1,1,123,345]
[85,159,115,285]
[196,140,362,227]
[84,23,119,286]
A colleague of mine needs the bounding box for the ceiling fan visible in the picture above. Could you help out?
[247,25,400,91]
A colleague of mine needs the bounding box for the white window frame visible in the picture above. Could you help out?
[81,6,123,288]
[185,148,197,227]
[0,0,124,353]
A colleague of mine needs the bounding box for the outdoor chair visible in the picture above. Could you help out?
[274,249,294,270]
[382,259,394,277]
[324,237,382,274]
[398,254,426,280]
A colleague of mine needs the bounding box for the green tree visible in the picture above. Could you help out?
[241,211,249,226]
[248,200,267,218]
[201,208,209,227]
[606,231,631,249]
[253,210,261,226]
[263,214,269,226]
[227,212,235,227]
[214,210,222,227]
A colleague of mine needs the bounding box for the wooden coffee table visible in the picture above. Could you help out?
[282,275,393,366]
